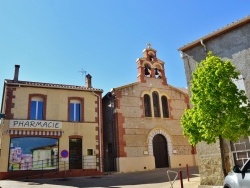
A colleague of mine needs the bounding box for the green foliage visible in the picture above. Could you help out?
[181,52,250,145]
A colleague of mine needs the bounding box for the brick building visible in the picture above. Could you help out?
[0,65,103,179]
[179,15,250,185]
[102,45,196,173]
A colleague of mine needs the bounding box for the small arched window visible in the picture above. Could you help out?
[161,96,169,118]
[152,92,161,117]
[144,94,152,117]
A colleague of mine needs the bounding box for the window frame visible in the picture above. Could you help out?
[152,91,161,117]
[28,94,47,120]
[68,97,84,122]
[161,95,170,118]
[144,94,152,117]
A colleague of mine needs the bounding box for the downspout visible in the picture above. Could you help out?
[1,82,6,114]
[106,92,115,171]
[200,39,207,54]
[92,91,103,172]
[180,52,192,89]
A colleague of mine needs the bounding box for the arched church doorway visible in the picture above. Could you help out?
[153,134,169,168]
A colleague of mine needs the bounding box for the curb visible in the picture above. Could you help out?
[198,186,223,188]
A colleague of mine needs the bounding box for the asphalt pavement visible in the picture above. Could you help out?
[0,166,222,188]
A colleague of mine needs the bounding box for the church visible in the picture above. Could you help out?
[102,44,196,172]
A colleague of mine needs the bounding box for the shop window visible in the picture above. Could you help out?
[9,137,58,171]
[144,94,152,117]
[161,96,170,118]
[153,91,161,117]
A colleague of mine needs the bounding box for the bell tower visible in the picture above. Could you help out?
[136,43,167,85]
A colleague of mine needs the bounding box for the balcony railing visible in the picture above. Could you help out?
[9,155,99,171]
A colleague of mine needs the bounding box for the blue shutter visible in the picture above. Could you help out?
[37,101,44,120]
[30,101,37,120]
[70,103,75,121]
[75,103,81,121]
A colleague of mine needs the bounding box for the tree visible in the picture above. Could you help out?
[181,52,250,176]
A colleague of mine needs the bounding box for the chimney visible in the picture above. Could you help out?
[85,74,92,88]
[14,65,20,82]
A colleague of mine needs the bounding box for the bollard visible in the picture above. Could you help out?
[179,170,184,188]
[186,164,190,182]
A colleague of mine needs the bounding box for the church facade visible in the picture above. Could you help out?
[102,45,196,172]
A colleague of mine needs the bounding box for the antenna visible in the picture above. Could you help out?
[79,68,87,77]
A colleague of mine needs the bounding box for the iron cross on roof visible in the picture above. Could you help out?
[146,43,151,48]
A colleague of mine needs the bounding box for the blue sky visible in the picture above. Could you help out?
[0,1,249,102]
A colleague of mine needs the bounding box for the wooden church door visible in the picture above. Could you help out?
[153,134,169,168]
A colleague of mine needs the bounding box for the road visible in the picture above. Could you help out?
[0,167,202,188]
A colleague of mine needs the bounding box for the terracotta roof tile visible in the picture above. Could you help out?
[5,79,103,92]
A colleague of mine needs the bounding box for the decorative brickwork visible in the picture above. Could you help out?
[116,112,126,157]
[5,87,16,119]
[69,135,83,139]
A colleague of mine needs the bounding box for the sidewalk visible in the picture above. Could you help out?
[117,176,201,188]
[114,174,223,188]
